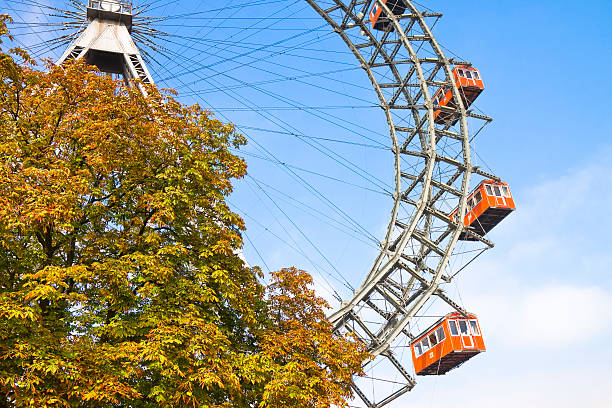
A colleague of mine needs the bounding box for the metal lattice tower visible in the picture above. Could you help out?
[57,0,154,91]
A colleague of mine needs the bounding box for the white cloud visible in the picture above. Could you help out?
[470,284,612,349]
[409,362,612,408]
[378,151,612,407]
[517,285,611,347]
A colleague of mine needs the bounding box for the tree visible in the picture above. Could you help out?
[0,15,368,408]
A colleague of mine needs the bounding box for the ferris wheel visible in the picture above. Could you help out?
[2,0,515,406]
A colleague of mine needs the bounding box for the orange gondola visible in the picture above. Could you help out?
[433,65,484,125]
[450,180,515,240]
[369,0,406,31]
[411,312,485,376]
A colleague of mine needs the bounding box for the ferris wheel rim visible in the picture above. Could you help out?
[300,2,499,405]
[305,0,472,335]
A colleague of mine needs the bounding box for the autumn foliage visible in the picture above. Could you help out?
[0,15,367,408]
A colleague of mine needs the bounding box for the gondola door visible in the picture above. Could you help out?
[493,184,506,207]
[458,319,474,348]
[486,184,506,207]
[463,69,476,87]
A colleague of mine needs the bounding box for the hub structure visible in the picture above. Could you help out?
[57,0,154,90]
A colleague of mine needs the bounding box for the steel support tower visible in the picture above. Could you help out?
[57,0,154,90]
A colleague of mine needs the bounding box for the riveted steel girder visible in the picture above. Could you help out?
[57,0,154,94]
[303,1,497,406]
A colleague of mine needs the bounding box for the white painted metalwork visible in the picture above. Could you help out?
[302,1,499,406]
[57,0,153,92]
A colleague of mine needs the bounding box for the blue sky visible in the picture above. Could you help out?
[434,0,612,183]
[3,0,612,406]
[393,2,612,406]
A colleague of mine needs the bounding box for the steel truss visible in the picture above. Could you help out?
[57,0,154,93]
[304,1,498,406]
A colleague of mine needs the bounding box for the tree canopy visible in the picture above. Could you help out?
[0,15,368,408]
